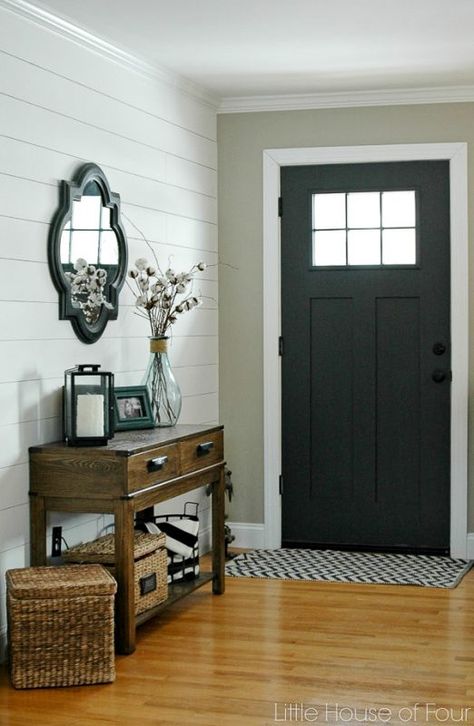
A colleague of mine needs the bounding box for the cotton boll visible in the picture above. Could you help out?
[135,258,148,271]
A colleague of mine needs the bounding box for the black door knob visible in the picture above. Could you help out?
[433,342,447,356]
[432,369,447,383]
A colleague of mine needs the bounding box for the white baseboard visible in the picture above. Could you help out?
[227,522,265,549]
[465,533,474,559]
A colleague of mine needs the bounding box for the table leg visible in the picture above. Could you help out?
[212,466,225,594]
[29,494,47,566]
[114,499,136,654]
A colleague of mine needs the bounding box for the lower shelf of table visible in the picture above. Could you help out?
[135,572,215,626]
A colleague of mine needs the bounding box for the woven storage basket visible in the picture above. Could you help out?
[6,564,116,689]
[64,531,168,615]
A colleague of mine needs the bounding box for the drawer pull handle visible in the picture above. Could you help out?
[197,441,214,456]
[147,455,168,472]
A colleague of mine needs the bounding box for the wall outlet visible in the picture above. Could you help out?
[51,526,62,557]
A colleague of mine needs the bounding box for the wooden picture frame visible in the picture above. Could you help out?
[113,386,154,431]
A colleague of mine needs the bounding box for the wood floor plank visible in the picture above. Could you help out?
[1,559,473,725]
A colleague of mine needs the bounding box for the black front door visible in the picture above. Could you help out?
[281,161,450,552]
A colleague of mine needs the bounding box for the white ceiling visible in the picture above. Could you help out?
[30,0,474,99]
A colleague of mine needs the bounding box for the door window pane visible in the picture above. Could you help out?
[347,192,380,228]
[99,231,119,265]
[382,229,417,265]
[382,191,416,228]
[348,230,381,265]
[60,230,71,263]
[312,189,417,267]
[101,205,112,229]
[72,196,101,229]
[313,230,346,266]
[70,231,100,264]
[313,193,346,229]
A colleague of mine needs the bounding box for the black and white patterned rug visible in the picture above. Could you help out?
[225,548,473,588]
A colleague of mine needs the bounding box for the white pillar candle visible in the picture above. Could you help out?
[76,393,104,437]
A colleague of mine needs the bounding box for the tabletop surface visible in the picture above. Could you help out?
[29,423,223,457]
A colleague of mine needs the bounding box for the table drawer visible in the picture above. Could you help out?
[127,443,179,493]
[180,430,223,474]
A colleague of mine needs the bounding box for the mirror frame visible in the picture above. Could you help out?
[48,163,128,344]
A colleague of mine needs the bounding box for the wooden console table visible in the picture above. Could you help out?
[29,424,225,654]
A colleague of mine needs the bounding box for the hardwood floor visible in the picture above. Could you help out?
[1,557,474,725]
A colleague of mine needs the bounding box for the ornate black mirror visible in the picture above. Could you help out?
[48,163,128,344]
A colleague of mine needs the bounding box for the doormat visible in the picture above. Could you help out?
[225,548,473,588]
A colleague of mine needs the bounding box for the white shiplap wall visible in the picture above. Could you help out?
[0,4,218,656]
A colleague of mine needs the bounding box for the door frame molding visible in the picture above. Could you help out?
[263,142,469,558]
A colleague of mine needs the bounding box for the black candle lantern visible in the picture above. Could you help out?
[64,364,114,446]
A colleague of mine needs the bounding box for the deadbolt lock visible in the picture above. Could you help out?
[432,342,447,356]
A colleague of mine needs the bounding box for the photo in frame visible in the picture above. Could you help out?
[113,385,154,431]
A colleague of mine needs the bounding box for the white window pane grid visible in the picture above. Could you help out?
[70,231,101,264]
[348,230,381,265]
[312,190,416,267]
[382,229,416,265]
[60,230,70,264]
[313,193,346,229]
[101,205,112,229]
[382,191,416,228]
[347,192,380,228]
[65,199,115,266]
[313,230,346,266]
[72,196,102,229]
[99,231,119,265]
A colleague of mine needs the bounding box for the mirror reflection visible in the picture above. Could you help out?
[60,181,119,268]
[48,164,128,344]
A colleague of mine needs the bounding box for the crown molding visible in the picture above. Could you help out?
[0,0,220,109]
[219,84,474,114]
[5,0,473,116]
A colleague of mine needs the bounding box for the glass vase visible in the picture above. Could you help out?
[143,336,182,427]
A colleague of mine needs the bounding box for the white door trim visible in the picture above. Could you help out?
[263,143,469,558]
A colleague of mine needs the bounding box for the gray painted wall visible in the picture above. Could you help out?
[218,103,474,527]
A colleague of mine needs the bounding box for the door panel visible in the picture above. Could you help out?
[310,297,354,503]
[281,161,450,552]
[376,297,420,511]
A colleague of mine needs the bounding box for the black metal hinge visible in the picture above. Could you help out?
[278,196,283,217]
[278,336,284,356]
[279,475,283,495]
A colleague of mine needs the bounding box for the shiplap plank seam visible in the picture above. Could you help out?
[0,134,217,199]
[0,91,217,172]
[0,169,217,211]
[0,49,217,143]
[0,216,218,255]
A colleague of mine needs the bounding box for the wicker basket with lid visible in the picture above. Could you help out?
[6,564,116,689]
[63,530,168,615]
